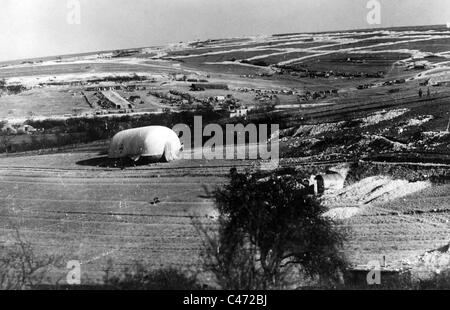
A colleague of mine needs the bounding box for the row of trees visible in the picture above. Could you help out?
[0,109,226,154]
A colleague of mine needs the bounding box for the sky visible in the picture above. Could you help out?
[0,0,449,62]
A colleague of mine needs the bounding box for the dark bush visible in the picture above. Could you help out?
[103,261,202,290]
[418,270,450,289]
[196,170,348,290]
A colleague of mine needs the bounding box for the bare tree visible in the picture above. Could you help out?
[0,228,63,290]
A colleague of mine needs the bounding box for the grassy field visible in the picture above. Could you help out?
[0,87,90,118]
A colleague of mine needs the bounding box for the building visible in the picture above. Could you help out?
[174,74,186,82]
[310,172,345,195]
[428,74,450,86]
[229,106,249,118]
[17,125,37,135]
[108,126,183,162]
[309,164,349,195]
[344,264,411,288]
[215,96,226,102]
[412,61,430,70]
[99,90,133,110]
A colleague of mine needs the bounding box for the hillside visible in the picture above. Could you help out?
[0,24,450,285]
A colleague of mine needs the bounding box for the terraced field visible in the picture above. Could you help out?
[161,26,450,72]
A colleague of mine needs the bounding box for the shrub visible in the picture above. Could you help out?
[103,261,202,290]
[418,270,450,290]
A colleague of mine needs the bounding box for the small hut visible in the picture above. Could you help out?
[314,173,345,194]
[310,168,347,195]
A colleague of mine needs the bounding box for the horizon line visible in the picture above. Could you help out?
[0,22,446,64]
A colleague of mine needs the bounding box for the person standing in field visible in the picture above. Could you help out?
[419,88,423,98]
